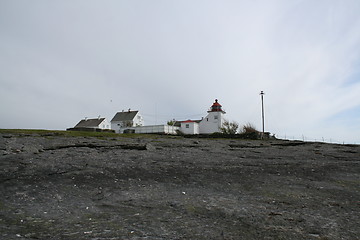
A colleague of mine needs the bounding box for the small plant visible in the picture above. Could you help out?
[241,123,258,133]
[167,119,176,126]
[237,123,261,139]
[220,120,239,135]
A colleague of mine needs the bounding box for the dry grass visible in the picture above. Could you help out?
[241,123,258,133]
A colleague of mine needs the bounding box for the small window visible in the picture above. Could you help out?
[207,118,209,121]
[214,115,218,120]
[186,124,189,128]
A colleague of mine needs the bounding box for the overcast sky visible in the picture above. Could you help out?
[1,0,360,143]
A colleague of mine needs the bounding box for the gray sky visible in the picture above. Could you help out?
[1,0,360,143]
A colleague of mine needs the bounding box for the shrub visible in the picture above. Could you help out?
[241,123,258,133]
[220,120,239,135]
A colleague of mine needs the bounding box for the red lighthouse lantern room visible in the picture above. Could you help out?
[209,99,225,113]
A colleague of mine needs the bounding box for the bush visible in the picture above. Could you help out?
[220,120,239,135]
[241,123,258,133]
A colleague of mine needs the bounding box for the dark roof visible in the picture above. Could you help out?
[111,111,139,122]
[74,118,106,128]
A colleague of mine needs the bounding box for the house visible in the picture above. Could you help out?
[111,110,144,133]
[180,120,200,134]
[179,99,226,134]
[69,117,111,131]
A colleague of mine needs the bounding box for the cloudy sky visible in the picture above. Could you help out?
[1,0,360,143]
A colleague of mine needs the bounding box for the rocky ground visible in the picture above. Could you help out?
[0,131,359,240]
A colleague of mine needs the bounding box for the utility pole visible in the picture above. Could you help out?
[260,91,265,139]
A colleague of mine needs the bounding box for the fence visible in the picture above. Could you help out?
[276,134,358,145]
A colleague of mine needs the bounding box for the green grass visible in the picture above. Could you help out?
[0,129,177,139]
[0,129,116,137]
[0,129,57,135]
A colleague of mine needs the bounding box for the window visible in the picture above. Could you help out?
[214,115,218,120]
[186,124,189,128]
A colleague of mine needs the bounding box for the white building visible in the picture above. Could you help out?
[72,117,111,130]
[198,99,226,134]
[111,110,144,133]
[121,125,180,134]
[109,99,226,135]
[180,120,200,134]
[179,99,226,134]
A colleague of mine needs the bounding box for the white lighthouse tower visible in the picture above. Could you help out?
[199,99,226,134]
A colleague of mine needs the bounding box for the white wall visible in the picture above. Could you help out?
[135,125,179,134]
[111,122,122,133]
[199,112,224,134]
[180,122,199,134]
[133,112,144,126]
[113,125,179,134]
[99,119,111,129]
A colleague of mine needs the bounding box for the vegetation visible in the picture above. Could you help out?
[216,122,263,139]
[0,129,117,137]
[220,120,239,134]
[0,129,162,139]
[240,123,258,134]
[167,119,177,126]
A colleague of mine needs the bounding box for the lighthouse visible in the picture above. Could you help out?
[199,99,226,134]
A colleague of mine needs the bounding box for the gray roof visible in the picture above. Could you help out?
[74,118,105,128]
[111,111,139,122]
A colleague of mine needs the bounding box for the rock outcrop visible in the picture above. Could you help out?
[0,132,359,239]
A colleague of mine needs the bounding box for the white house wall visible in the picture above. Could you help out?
[99,119,111,130]
[133,112,144,126]
[111,122,123,133]
[180,122,199,134]
[199,112,224,134]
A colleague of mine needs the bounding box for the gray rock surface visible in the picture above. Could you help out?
[0,133,359,239]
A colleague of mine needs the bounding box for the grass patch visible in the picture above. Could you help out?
[0,129,118,137]
[0,129,60,135]
[0,129,178,139]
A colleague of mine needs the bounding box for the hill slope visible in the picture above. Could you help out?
[1,131,359,239]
